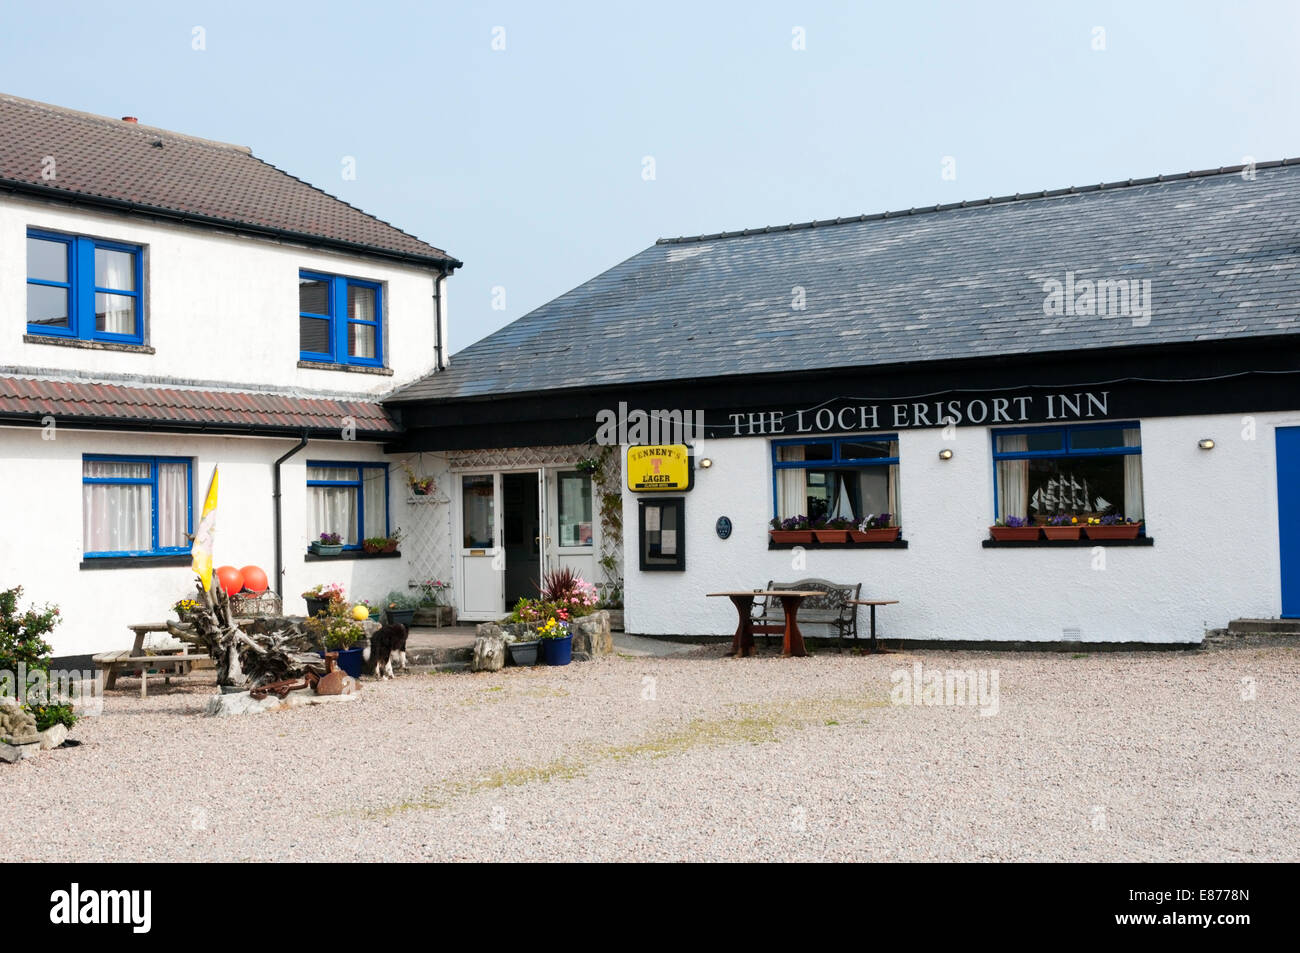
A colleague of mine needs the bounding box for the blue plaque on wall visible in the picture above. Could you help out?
[715,516,732,539]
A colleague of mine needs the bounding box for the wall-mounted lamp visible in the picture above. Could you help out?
[699,458,713,469]
[938,449,954,461]
[1198,439,1215,450]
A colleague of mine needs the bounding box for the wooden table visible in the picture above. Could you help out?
[844,599,899,653]
[91,622,207,698]
[707,590,822,658]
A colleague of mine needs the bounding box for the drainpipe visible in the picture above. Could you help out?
[433,263,447,370]
[273,433,310,598]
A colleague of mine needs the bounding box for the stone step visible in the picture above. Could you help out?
[1227,618,1300,636]
[406,644,473,666]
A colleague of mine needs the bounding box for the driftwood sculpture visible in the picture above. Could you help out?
[168,582,324,689]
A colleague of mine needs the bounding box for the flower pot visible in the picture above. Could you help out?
[311,543,343,556]
[319,647,364,678]
[769,530,813,544]
[382,541,398,553]
[539,634,573,666]
[1042,526,1083,540]
[989,526,1041,542]
[385,608,416,626]
[304,597,330,617]
[812,529,851,543]
[508,639,541,666]
[1084,523,1142,540]
[361,541,383,554]
[849,527,901,543]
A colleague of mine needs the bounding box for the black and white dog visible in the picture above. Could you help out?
[363,623,409,680]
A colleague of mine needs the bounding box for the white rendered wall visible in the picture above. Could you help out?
[0,426,415,656]
[623,412,1294,644]
[0,194,443,393]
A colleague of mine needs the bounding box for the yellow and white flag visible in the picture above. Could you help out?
[192,465,219,591]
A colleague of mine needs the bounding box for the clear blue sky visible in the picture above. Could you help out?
[3,1,1297,352]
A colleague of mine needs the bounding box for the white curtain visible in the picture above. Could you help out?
[1123,428,1144,521]
[157,463,189,548]
[349,286,377,359]
[776,445,807,519]
[362,467,387,538]
[83,460,150,553]
[307,466,359,544]
[95,248,135,334]
[996,435,1029,520]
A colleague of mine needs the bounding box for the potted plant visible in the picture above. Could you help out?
[850,512,901,542]
[575,457,600,475]
[304,600,367,678]
[402,462,437,497]
[301,582,345,617]
[989,516,1041,541]
[1043,514,1084,540]
[383,590,418,626]
[310,531,343,556]
[769,515,813,544]
[361,536,388,554]
[536,616,573,666]
[1083,514,1143,540]
[415,578,453,627]
[172,598,202,623]
[382,528,404,553]
[503,599,543,665]
[812,515,853,543]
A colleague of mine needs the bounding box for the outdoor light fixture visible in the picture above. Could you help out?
[938,449,954,460]
[1198,438,1215,450]
[699,458,713,469]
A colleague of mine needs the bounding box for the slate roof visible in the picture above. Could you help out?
[0,94,458,267]
[0,376,397,436]
[390,160,1300,403]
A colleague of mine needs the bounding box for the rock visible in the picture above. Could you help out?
[0,700,38,741]
[39,724,68,749]
[571,611,613,658]
[472,624,506,672]
[0,741,40,763]
[205,687,359,717]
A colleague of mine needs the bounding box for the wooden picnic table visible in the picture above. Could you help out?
[92,622,209,698]
[844,599,899,653]
[707,590,822,658]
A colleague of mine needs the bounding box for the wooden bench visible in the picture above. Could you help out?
[752,578,862,651]
[92,650,211,697]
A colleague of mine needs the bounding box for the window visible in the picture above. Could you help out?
[306,463,389,548]
[28,231,144,344]
[639,497,685,571]
[993,422,1144,523]
[557,471,594,547]
[461,475,495,548]
[82,456,191,557]
[299,271,383,366]
[772,435,900,524]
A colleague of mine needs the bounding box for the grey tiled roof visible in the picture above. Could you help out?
[391,161,1300,402]
[0,94,458,266]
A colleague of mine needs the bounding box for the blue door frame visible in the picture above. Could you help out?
[1278,427,1300,618]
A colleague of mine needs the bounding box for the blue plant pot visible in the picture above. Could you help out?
[319,647,364,679]
[540,634,572,666]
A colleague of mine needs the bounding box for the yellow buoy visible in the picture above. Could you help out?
[351,604,370,621]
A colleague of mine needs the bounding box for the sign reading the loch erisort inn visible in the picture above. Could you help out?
[727,391,1111,436]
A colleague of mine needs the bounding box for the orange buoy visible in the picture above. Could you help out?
[215,565,244,596]
[240,565,269,593]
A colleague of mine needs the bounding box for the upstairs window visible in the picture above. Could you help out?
[299,271,383,366]
[27,231,144,344]
[993,422,1144,524]
[772,435,900,524]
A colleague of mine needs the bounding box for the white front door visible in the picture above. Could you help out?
[457,472,503,621]
[545,466,598,589]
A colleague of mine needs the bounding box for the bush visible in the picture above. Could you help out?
[29,702,76,732]
[304,600,366,650]
[383,590,420,611]
[540,568,598,618]
[0,586,60,675]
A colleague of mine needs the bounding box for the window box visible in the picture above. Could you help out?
[849,527,901,543]
[989,525,1042,542]
[1083,523,1143,540]
[1042,526,1083,541]
[770,530,814,545]
[812,529,851,544]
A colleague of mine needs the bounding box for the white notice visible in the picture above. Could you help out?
[660,529,677,555]
[645,507,661,531]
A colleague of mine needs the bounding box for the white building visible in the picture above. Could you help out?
[388,160,1300,645]
[0,95,458,656]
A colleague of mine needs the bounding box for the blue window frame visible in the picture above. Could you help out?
[299,271,383,366]
[306,462,390,549]
[771,434,900,523]
[27,230,144,344]
[82,456,193,558]
[992,421,1144,524]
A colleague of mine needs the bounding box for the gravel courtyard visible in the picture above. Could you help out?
[5,643,1298,862]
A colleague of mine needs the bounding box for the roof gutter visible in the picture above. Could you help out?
[273,433,310,599]
[0,178,464,272]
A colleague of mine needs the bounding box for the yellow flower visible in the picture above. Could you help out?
[1071,517,1078,524]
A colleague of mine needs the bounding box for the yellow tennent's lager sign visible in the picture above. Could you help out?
[627,444,694,492]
